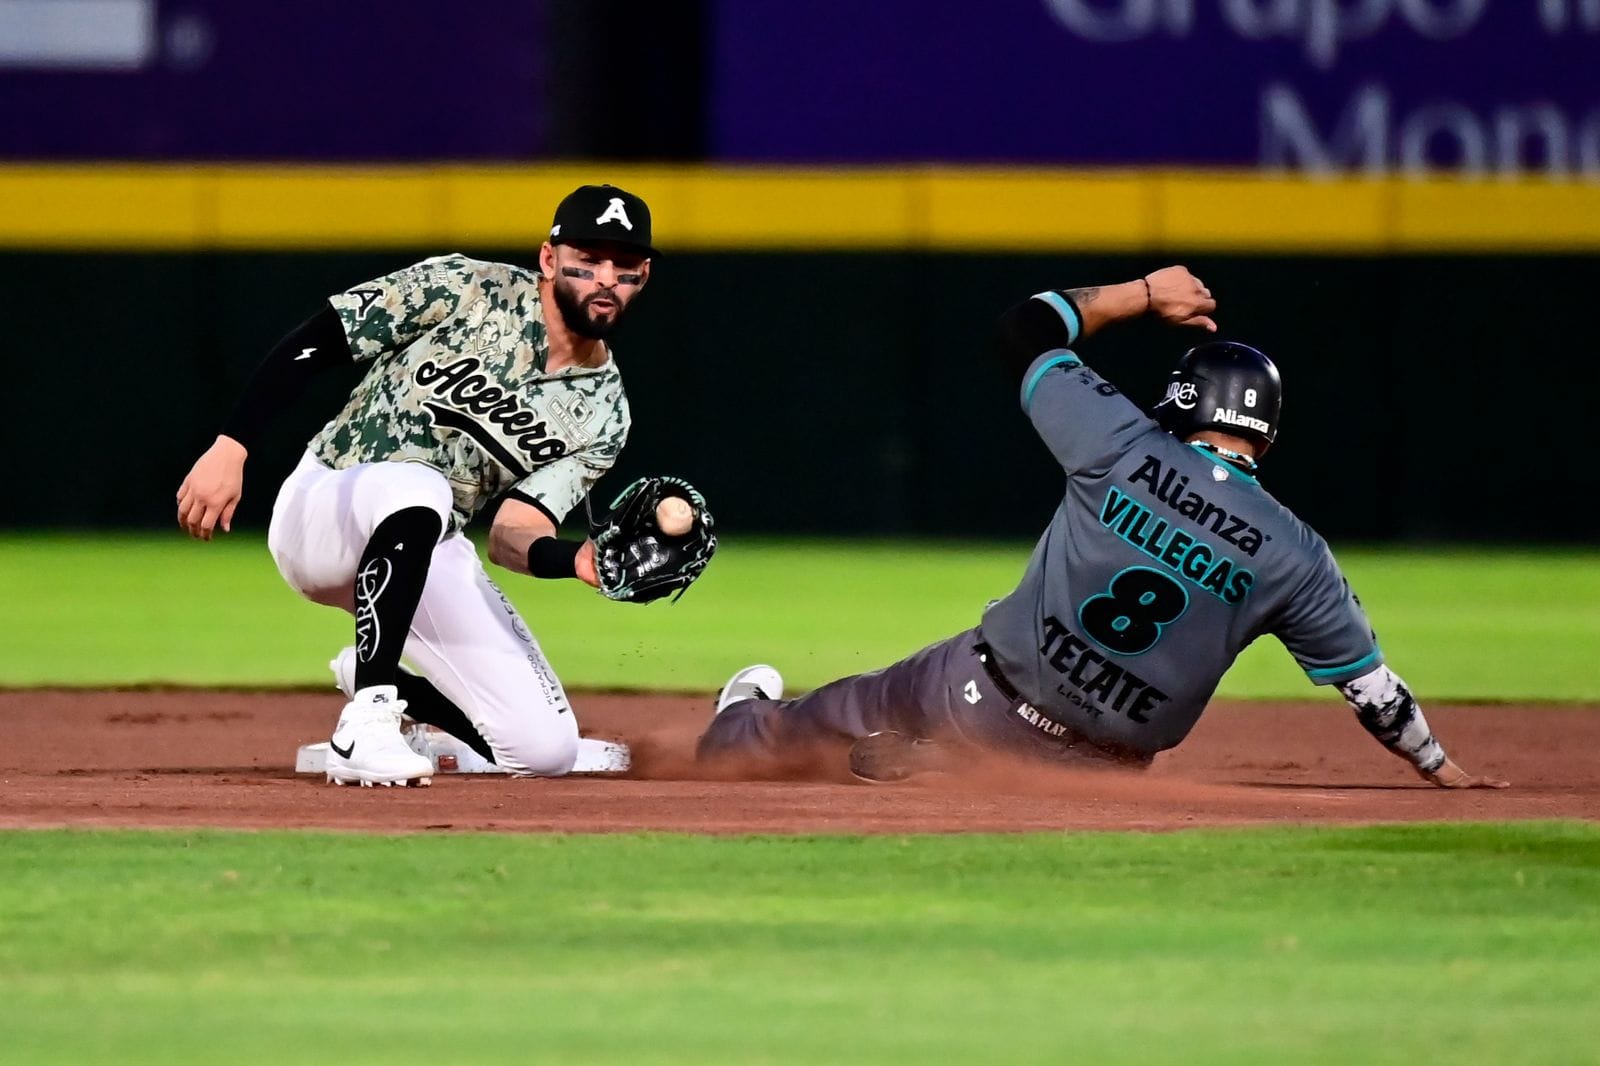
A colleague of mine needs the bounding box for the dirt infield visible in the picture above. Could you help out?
[1,689,1596,833]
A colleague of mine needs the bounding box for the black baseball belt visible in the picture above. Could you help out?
[971,637,1152,767]
[972,641,1021,701]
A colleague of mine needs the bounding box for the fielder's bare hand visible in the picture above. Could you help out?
[575,539,600,588]
[176,434,247,540]
[1145,265,1218,333]
[1416,757,1509,789]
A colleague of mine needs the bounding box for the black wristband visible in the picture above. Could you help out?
[526,536,581,579]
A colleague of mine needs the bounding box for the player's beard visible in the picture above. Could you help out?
[552,278,623,340]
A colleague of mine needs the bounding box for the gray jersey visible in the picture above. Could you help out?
[980,347,1381,756]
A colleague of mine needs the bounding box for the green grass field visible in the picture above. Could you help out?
[4,533,1596,1063]
[3,824,1598,1065]
[2,533,1597,699]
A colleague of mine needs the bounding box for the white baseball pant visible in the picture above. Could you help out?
[267,451,579,775]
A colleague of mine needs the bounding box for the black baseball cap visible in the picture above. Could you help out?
[548,184,657,258]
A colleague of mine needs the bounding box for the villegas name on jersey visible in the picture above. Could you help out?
[1100,488,1255,604]
[413,355,568,476]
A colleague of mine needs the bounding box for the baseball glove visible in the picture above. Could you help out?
[591,475,717,603]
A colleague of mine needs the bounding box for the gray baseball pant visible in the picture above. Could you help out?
[697,627,1148,769]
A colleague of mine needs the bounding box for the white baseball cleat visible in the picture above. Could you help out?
[325,684,434,788]
[329,646,420,701]
[328,647,358,700]
[331,647,425,754]
[573,736,632,774]
[715,664,783,714]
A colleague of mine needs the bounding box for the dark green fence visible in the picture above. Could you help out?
[7,251,1596,540]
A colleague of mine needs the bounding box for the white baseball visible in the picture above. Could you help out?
[656,496,694,536]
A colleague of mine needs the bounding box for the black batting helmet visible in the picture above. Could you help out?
[1152,341,1282,450]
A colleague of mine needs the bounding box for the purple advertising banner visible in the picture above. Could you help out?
[711,0,1600,176]
[2,0,545,159]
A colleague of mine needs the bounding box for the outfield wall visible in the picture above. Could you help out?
[6,0,1595,542]
[10,246,1596,541]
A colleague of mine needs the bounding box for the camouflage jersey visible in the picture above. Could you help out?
[308,255,630,532]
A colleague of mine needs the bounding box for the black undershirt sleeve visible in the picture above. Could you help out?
[219,303,354,450]
[992,296,1080,391]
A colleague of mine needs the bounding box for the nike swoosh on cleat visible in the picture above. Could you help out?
[330,737,355,759]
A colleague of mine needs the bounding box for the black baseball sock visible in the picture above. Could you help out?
[352,506,444,694]
[392,674,496,763]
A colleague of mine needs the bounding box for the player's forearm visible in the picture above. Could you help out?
[500,535,597,587]
[488,510,557,576]
[1337,665,1447,773]
[1062,281,1150,340]
[219,303,353,450]
[487,500,594,583]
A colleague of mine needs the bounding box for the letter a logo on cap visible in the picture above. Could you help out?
[595,198,633,230]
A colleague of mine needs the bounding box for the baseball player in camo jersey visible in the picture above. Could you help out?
[177,184,668,787]
[701,266,1507,790]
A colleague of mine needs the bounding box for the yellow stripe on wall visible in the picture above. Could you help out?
[1,164,1597,252]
